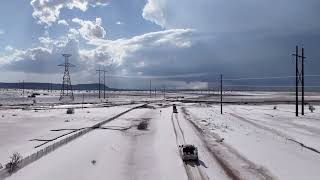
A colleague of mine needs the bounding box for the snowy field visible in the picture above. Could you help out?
[1,90,320,180]
[0,104,141,163]
[184,103,320,180]
[5,105,228,180]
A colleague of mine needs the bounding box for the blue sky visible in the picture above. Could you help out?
[0,0,320,89]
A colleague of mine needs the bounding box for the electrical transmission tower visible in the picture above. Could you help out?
[58,54,75,102]
[96,67,107,99]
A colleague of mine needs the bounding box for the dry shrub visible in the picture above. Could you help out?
[6,152,22,173]
[309,105,315,113]
[137,121,149,130]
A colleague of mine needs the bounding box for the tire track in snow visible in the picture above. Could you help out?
[181,106,276,180]
[170,112,208,180]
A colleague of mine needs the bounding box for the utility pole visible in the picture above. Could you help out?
[220,74,223,114]
[149,80,152,98]
[103,68,106,99]
[292,46,306,116]
[51,81,53,93]
[22,80,25,97]
[296,46,299,116]
[301,47,305,115]
[96,67,103,99]
[82,93,84,109]
[155,88,156,98]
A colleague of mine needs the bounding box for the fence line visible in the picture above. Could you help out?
[0,103,146,180]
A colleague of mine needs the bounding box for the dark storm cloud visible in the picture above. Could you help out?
[3,39,81,74]
[1,0,320,89]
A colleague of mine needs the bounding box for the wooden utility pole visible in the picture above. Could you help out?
[103,69,106,99]
[220,74,223,114]
[292,46,306,116]
[82,93,84,109]
[149,80,152,98]
[295,46,299,117]
[22,80,25,97]
[98,68,101,99]
[301,47,305,115]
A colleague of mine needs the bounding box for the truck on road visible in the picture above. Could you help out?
[179,144,198,161]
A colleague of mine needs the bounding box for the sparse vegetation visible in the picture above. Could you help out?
[91,160,96,165]
[137,120,149,130]
[6,152,22,173]
[273,106,277,110]
[309,105,315,113]
[66,108,75,114]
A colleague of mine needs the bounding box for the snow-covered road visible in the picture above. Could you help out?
[5,104,232,180]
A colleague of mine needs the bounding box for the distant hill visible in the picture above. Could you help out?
[0,82,111,91]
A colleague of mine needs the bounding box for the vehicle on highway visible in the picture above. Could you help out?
[173,104,178,113]
[179,144,198,161]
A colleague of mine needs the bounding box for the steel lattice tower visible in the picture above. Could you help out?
[58,54,75,102]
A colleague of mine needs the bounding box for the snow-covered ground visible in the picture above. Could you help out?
[4,104,233,180]
[1,90,320,180]
[0,89,201,107]
[184,103,320,180]
[0,104,140,164]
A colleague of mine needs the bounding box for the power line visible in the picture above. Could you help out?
[223,76,296,81]
[222,74,320,81]
[222,85,320,88]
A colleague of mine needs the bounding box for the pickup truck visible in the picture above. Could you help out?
[179,144,198,161]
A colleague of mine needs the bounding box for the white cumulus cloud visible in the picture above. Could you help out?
[58,19,69,26]
[30,0,111,25]
[72,17,106,41]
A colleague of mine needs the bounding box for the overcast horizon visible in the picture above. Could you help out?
[0,0,320,89]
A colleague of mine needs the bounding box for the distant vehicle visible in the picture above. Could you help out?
[28,93,39,98]
[173,104,178,113]
[179,144,198,161]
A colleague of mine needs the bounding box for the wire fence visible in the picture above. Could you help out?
[0,103,146,179]
[0,128,90,179]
